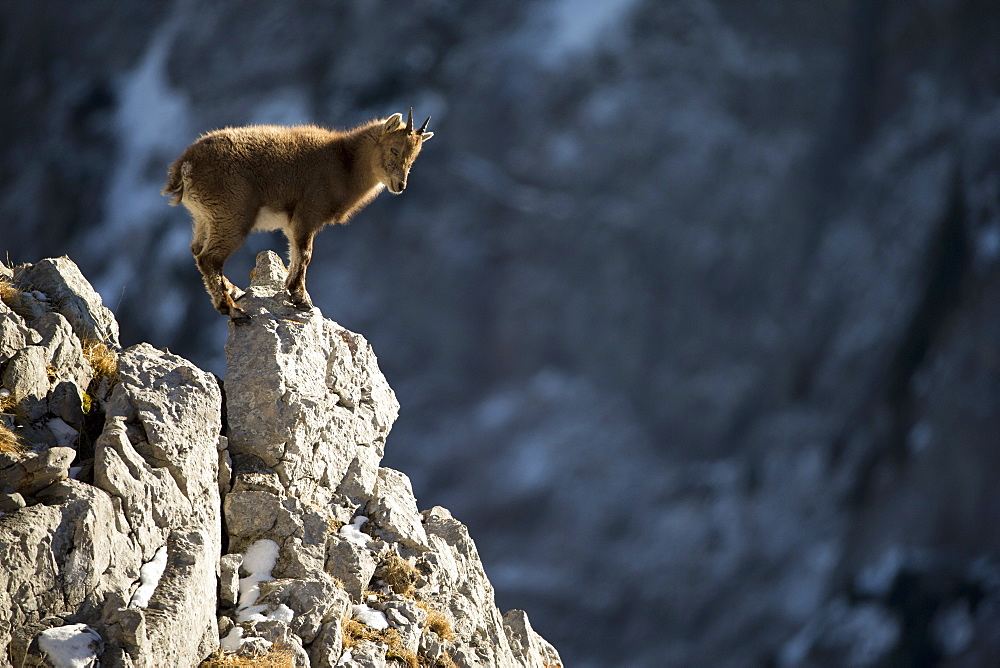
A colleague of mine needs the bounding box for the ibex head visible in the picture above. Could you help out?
[376,108,434,194]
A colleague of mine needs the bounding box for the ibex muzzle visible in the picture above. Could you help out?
[162,110,434,322]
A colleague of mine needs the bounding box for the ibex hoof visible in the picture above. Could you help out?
[289,292,313,310]
[224,307,251,324]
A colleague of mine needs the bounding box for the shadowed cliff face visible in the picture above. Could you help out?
[2,1,1000,664]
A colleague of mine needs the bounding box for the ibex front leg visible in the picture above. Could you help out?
[285,224,316,310]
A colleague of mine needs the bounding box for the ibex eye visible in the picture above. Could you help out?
[390,148,400,156]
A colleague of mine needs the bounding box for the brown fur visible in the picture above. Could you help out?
[163,111,433,320]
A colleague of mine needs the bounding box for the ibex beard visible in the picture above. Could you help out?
[162,109,433,322]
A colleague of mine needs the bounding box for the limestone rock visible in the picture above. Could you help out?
[215,255,559,667]
[89,343,223,666]
[504,609,563,668]
[0,480,138,659]
[225,490,332,580]
[365,468,428,550]
[102,343,221,505]
[0,491,25,512]
[248,619,310,667]
[419,511,523,666]
[2,345,49,419]
[256,577,350,644]
[229,453,285,496]
[325,535,379,600]
[341,641,389,668]
[219,554,242,609]
[48,380,86,430]
[4,290,50,324]
[224,251,399,508]
[217,435,232,499]
[308,621,345,668]
[141,528,220,661]
[224,490,282,537]
[32,311,94,391]
[0,444,75,495]
[0,302,38,364]
[16,257,120,349]
[0,254,560,668]
[383,597,425,656]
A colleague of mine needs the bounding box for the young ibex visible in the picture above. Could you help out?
[163,109,433,322]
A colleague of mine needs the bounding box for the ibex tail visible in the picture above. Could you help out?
[162,159,188,206]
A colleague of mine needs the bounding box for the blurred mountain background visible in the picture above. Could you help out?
[2,1,999,665]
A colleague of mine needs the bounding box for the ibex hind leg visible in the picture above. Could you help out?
[195,251,250,323]
[193,231,251,323]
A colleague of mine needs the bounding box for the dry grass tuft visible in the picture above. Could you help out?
[0,421,24,455]
[340,619,367,649]
[424,610,455,643]
[342,620,419,668]
[381,555,420,597]
[389,648,420,668]
[82,340,118,382]
[0,273,18,306]
[200,644,295,668]
[430,652,458,668]
[416,602,455,643]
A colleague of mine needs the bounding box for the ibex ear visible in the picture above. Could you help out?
[381,113,403,135]
[419,132,434,142]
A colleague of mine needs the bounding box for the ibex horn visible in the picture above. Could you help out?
[418,116,431,134]
[405,108,414,134]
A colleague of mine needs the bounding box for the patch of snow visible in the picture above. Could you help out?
[129,545,168,608]
[242,538,280,576]
[266,603,295,624]
[37,624,102,668]
[340,515,371,548]
[235,608,267,623]
[47,418,79,446]
[0,388,12,398]
[220,626,244,653]
[235,606,268,624]
[337,648,354,666]
[351,604,389,630]
[68,467,83,479]
[236,539,280,621]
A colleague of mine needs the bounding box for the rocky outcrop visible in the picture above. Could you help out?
[1,257,222,667]
[0,254,560,667]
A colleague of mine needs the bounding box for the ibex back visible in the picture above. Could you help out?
[163,110,433,322]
